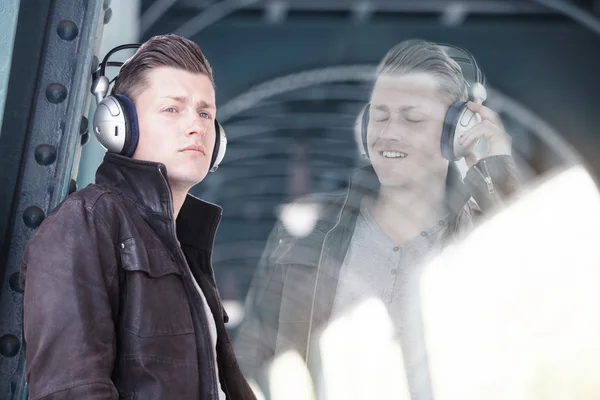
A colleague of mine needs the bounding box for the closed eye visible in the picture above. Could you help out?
[370,110,389,123]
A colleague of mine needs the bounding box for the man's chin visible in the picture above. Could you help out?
[378,178,413,189]
[373,166,419,188]
[170,171,209,190]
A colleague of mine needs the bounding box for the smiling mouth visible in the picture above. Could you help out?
[380,151,408,159]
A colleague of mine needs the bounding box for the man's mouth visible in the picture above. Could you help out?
[180,145,205,155]
[381,151,408,159]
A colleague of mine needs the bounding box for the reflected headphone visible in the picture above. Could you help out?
[359,43,488,162]
[90,44,227,172]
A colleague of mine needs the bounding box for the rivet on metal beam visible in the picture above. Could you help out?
[69,179,78,194]
[104,8,113,25]
[57,20,79,41]
[0,335,20,358]
[22,206,45,229]
[80,116,89,135]
[34,144,57,166]
[9,273,23,294]
[81,131,91,145]
[45,83,67,104]
[80,116,90,145]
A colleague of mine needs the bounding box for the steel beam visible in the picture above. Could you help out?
[0,0,106,397]
[178,0,552,15]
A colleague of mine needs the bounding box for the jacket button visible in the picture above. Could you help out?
[120,243,125,249]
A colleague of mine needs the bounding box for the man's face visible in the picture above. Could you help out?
[133,66,216,191]
[367,72,451,188]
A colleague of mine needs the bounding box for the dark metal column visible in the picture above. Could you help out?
[0,0,108,397]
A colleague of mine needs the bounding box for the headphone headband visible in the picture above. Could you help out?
[99,44,141,78]
[437,43,485,86]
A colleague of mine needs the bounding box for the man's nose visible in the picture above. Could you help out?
[379,117,405,140]
[186,113,207,136]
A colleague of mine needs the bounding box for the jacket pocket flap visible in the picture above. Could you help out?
[119,238,181,277]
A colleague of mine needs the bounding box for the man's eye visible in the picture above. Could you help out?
[199,112,210,119]
[164,107,177,113]
[371,112,388,122]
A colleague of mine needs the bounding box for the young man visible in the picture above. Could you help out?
[234,39,520,398]
[20,34,256,400]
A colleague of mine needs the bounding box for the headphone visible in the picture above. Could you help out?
[90,44,227,172]
[359,43,488,162]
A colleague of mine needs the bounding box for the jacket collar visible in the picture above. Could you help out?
[95,153,222,250]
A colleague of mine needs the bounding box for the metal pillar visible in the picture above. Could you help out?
[0,0,107,397]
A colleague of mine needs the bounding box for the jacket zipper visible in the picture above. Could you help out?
[474,158,506,207]
[158,167,219,398]
[476,159,495,195]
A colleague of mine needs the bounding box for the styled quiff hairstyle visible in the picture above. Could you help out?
[375,39,468,104]
[111,34,214,103]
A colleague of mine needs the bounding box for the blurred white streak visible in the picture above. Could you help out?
[440,2,468,27]
[317,298,411,400]
[222,300,245,328]
[420,165,600,400]
[265,0,288,24]
[140,0,177,35]
[174,0,263,39]
[278,202,320,238]
[533,0,600,37]
[247,378,267,400]
[218,66,377,122]
[268,350,316,400]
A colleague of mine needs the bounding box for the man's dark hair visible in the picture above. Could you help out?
[111,34,214,103]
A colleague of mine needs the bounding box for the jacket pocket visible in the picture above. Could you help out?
[118,238,194,337]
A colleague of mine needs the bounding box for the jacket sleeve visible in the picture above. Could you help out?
[464,155,522,214]
[20,198,119,400]
[234,221,288,383]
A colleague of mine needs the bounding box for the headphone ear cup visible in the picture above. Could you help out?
[92,95,128,154]
[360,104,370,158]
[210,120,227,172]
[442,100,483,161]
[92,94,139,156]
[113,94,139,157]
[441,100,467,161]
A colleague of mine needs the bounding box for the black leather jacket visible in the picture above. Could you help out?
[21,153,256,400]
